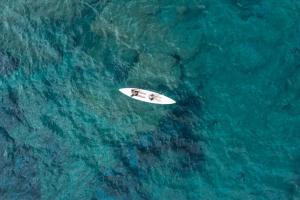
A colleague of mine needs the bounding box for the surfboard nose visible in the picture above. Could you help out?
[119,88,128,93]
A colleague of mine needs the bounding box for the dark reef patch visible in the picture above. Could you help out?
[97,163,150,200]
[0,51,19,75]
[0,89,39,200]
[0,86,33,131]
[40,115,64,137]
[170,52,185,81]
[96,85,204,199]
[0,128,40,200]
[120,48,140,66]
[40,76,65,107]
[170,53,182,65]
[138,89,204,172]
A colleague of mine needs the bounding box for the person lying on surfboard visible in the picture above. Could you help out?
[131,89,145,98]
[149,93,161,101]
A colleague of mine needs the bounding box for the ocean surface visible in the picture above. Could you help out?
[0,0,300,199]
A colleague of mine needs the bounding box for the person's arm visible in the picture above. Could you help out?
[137,94,146,98]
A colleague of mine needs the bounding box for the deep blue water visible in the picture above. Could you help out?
[0,0,300,199]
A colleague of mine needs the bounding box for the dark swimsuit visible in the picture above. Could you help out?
[149,95,154,101]
[131,90,139,97]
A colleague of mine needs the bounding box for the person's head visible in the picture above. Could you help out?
[131,89,138,95]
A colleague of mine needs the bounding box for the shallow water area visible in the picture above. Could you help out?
[0,0,300,199]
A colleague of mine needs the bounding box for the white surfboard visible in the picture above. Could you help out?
[119,88,176,105]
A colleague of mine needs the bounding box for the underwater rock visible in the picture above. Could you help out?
[95,85,204,199]
[40,115,64,137]
[0,86,33,132]
[138,88,204,170]
[98,163,150,200]
[0,51,19,75]
[0,128,40,199]
[127,53,182,90]
[119,48,140,65]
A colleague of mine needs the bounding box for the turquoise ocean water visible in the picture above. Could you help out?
[0,0,300,199]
